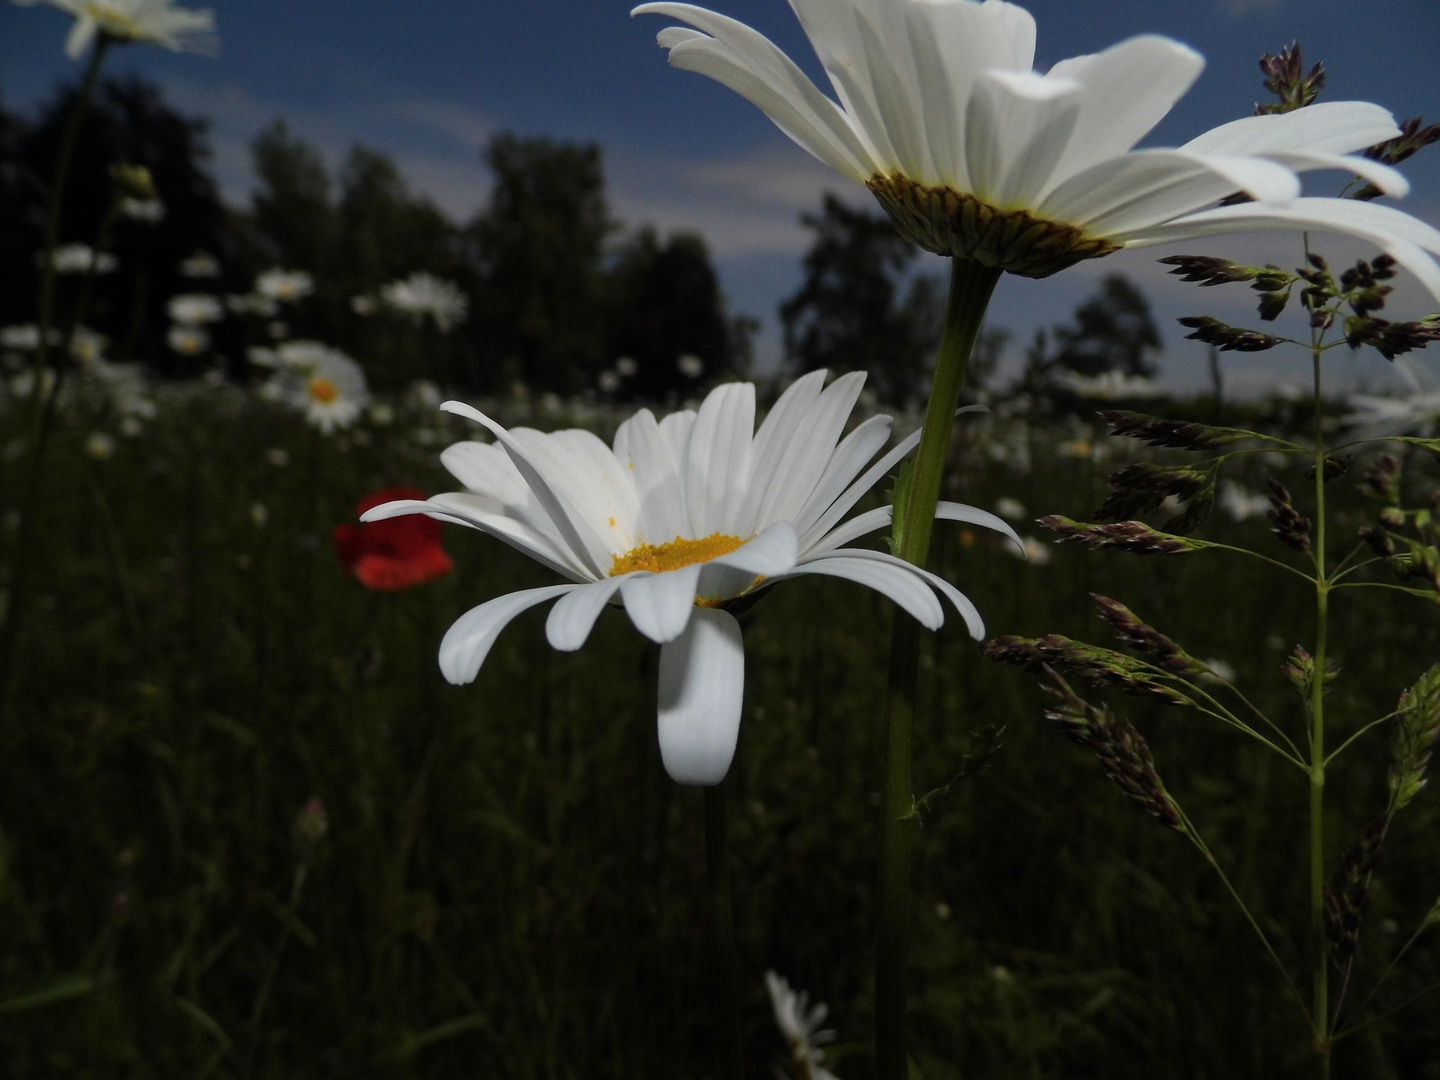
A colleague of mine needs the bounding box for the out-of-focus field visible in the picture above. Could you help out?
[2,385,1438,1079]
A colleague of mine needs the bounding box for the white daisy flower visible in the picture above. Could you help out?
[379,272,469,332]
[255,268,314,303]
[120,197,164,222]
[1057,370,1163,399]
[616,356,640,378]
[69,325,108,365]
[1218,480,1273,522]
[677,353,705,379]
[167,324,209,356]
[261,341,369,434]
[1,324,60,351]
[180,250,220,278]
[14,0,217,59]
[634,0,1440,297]
[765,971,841,1080]
[49,243,116,275]
[1345,355,1440,436]
[85,431,117,460]
[167,293,223,326]
[364,370,1018,785]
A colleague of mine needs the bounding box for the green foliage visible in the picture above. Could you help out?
[1,392,1439,1077]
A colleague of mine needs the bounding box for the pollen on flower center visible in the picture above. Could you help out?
[866,173,1122,279]
[309,378,339,404]
[610,533,747,576]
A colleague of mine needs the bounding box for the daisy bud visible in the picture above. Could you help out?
[1266,480,1312,551]
[1040,668,1185,831]
[1256,42,1326,115]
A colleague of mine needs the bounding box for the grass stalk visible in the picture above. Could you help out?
[1309,348,1332,1076]
[876,257,1000,1079]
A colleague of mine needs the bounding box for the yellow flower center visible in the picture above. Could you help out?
[866,173,1122,279]
[610,533,746,577]
[309,378,339,404]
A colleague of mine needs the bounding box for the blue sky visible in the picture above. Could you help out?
[4,0,1439,393]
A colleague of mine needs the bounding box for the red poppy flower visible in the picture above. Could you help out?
[334,486,454,591]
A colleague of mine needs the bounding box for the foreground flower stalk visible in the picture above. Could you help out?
[704,782,744,1080]
[876,257,999,1079]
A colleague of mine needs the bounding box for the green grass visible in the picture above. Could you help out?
[1,387,1438,1079]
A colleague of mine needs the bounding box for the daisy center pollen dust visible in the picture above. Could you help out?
[610,533,747,577]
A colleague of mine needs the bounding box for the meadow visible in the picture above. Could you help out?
[3,378,1438,1079]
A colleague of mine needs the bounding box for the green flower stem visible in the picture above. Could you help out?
[703,781,743,1080]
[1309,349,1332,1075]
[876,257,1000,1080]
[32,38,110,391]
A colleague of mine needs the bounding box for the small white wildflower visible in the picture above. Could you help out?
[1218,480,1271,522]
[255,268,313,303]
[180,250,220,278]
[1199,658,1238,685]
[677,353,705,379]
[120,197,165,222]
[1057,370,1163,399]
[379,271,468,332]
[17,0,218,59]
[598,370,621,393]
[367,402,395,426]
[167,293,223,325]
[49,243,117,275]
[167,324,209,356]
[765,972,839,1080]
[615,356,638,378]
[995,496,1027,520]
[85,431,116,460]
[69,325,108,365]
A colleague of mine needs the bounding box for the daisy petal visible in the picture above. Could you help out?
[684,381,754,537]
[614,407,690,543]
[710,521,798,576]
[817,548,986,638]
[657,607,745,786]
[545,576,633,652]
[439,585,577,685]
[936,501,1026,555]
[1044,34,1206,188]
[1123,198,1440,304]
[777,555,944,629]
[620,563,704,643]
[1181,101,1401,158]
[633,2,876,180]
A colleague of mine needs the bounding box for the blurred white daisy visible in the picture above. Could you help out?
[1345,355,1440,436]
[635,0,1440,297]
[350,295,377,316]
[615,356,639,378]
[598,370,622,394]
[1057,370,1163,399]
[380,272,469,332]
[14,0,217,59]
[167,293,223,326]
[255,268,314,304]
[167,324,209,356]
[1218,480,1272,522]
[363,370,1017,785]
[677,353,705,379]
[49,243,116,275]
[765,971,840,1080]
[1,324,60,351]
[120,197,164,222]
[180,250,220,278]
[69,325,108,365]
[85,432,117,460]
[261,341,369,434]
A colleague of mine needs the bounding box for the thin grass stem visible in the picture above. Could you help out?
[703,781,743,1080]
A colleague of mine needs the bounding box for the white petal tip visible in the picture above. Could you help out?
[658,609,744,787]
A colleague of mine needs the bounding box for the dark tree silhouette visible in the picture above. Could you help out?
[780,193,943,405]
[605,227,732,401]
